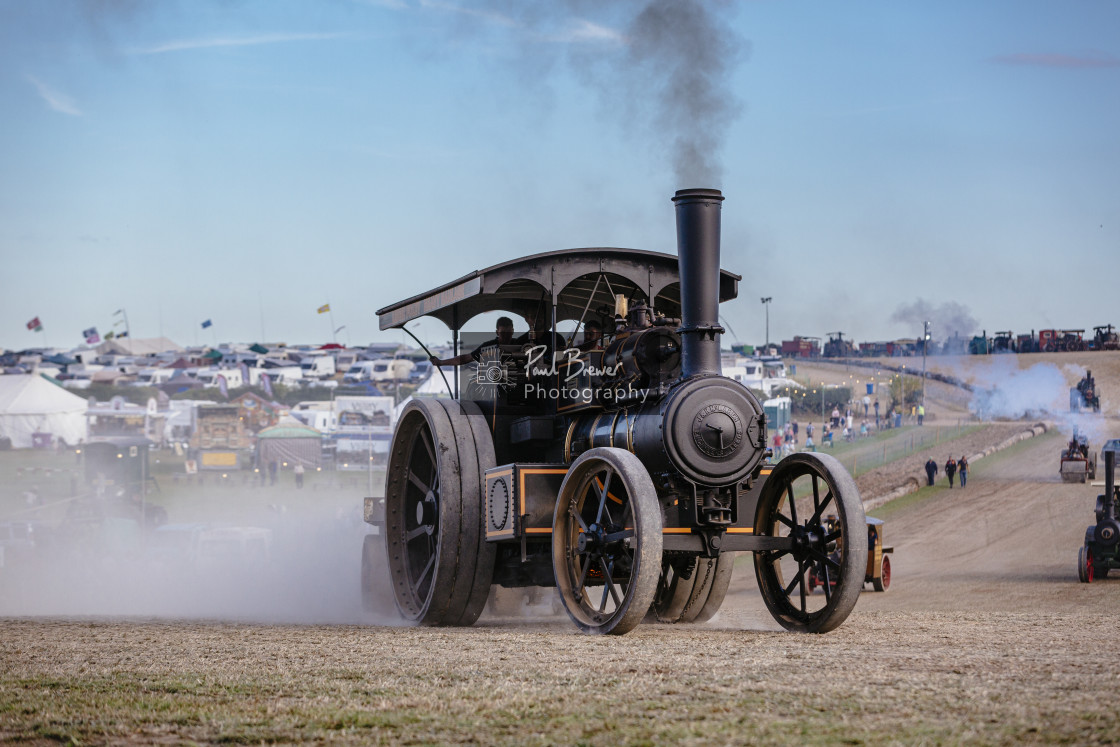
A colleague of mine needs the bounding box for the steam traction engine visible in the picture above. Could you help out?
[364,189,867,634]
[1078,439,1120,582]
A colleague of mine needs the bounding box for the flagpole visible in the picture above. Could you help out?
[328,304,337,344]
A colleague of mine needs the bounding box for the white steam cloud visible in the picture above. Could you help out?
[964,356,1112,445]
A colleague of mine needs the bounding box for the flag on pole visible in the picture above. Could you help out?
[201,319,213,329]
[82,327,100,344]
[217,374,229,399]
[117,331,129,338]
[317,304,331,314]
[239,362,250,384]
[260,372,273,398]
[26,317,43,332]
[105,331,115,340]
[114,309,124,315]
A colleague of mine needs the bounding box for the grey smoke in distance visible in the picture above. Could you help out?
[453,0,746,187]
[891,299,978,343]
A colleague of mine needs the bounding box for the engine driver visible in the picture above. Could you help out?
[429,316,515,367]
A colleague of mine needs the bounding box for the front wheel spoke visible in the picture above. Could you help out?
[807,546,841,571]
[595,470,614,525]
[598,557,615,612]
[786,485,798,524]
[406,524,428,542]
[575,556,592,596]
[822,563,832,604]
[776,512,795,530]
[810,492,835,526]
[783,564,803,598]
[798,559,807,614]
[824,529,842,544]
[570,505,589,533]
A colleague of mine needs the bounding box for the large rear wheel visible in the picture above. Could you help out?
[753,452,867,633]
[383,399,495,625]
[553,448,662,635]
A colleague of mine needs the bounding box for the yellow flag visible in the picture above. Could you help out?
[317,303,330,314]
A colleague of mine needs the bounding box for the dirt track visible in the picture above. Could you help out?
[3,426,1119,744]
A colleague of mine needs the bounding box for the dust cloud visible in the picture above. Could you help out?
[0,478,401,625]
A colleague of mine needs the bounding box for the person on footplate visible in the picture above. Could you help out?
[925,457,938,486]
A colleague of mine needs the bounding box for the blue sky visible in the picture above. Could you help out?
[2,1,1117,353]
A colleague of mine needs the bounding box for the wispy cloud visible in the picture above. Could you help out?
[991,52,1120,69]
[131,32,351,55]
[418,0,518,28]
[351,0,409,8]
[416,2,621,45]
[26,76,83,116]
[544,19,624,45]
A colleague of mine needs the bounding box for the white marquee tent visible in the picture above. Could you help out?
[0,375,89,449]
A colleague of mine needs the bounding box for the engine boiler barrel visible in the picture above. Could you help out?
[672,188,725,379]
[564,376,765,488]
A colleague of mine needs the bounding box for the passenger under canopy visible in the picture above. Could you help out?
[376,247,741,332]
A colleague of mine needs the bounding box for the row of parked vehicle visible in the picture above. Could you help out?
[3,344,436,394]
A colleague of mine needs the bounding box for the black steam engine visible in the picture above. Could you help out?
[364,189,867,634]
[1078,439,1120,582]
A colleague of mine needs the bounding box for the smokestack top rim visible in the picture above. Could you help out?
[672,188,724,203]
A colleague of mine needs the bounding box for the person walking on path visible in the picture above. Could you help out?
[294,462,305,489]
[925,457,938,486]
[958,456,968,488]
[269,459,279,486]
[945,457,957,488]
[874,399,880,427]
[863,394,871,417]
[831,407,840,428]
[918,403,925,426]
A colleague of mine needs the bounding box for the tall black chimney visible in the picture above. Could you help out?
[672,188,725,379]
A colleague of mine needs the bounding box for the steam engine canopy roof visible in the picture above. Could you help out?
[376,247,741,331]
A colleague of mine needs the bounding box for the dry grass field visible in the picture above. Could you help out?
[2,351,1118,744]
